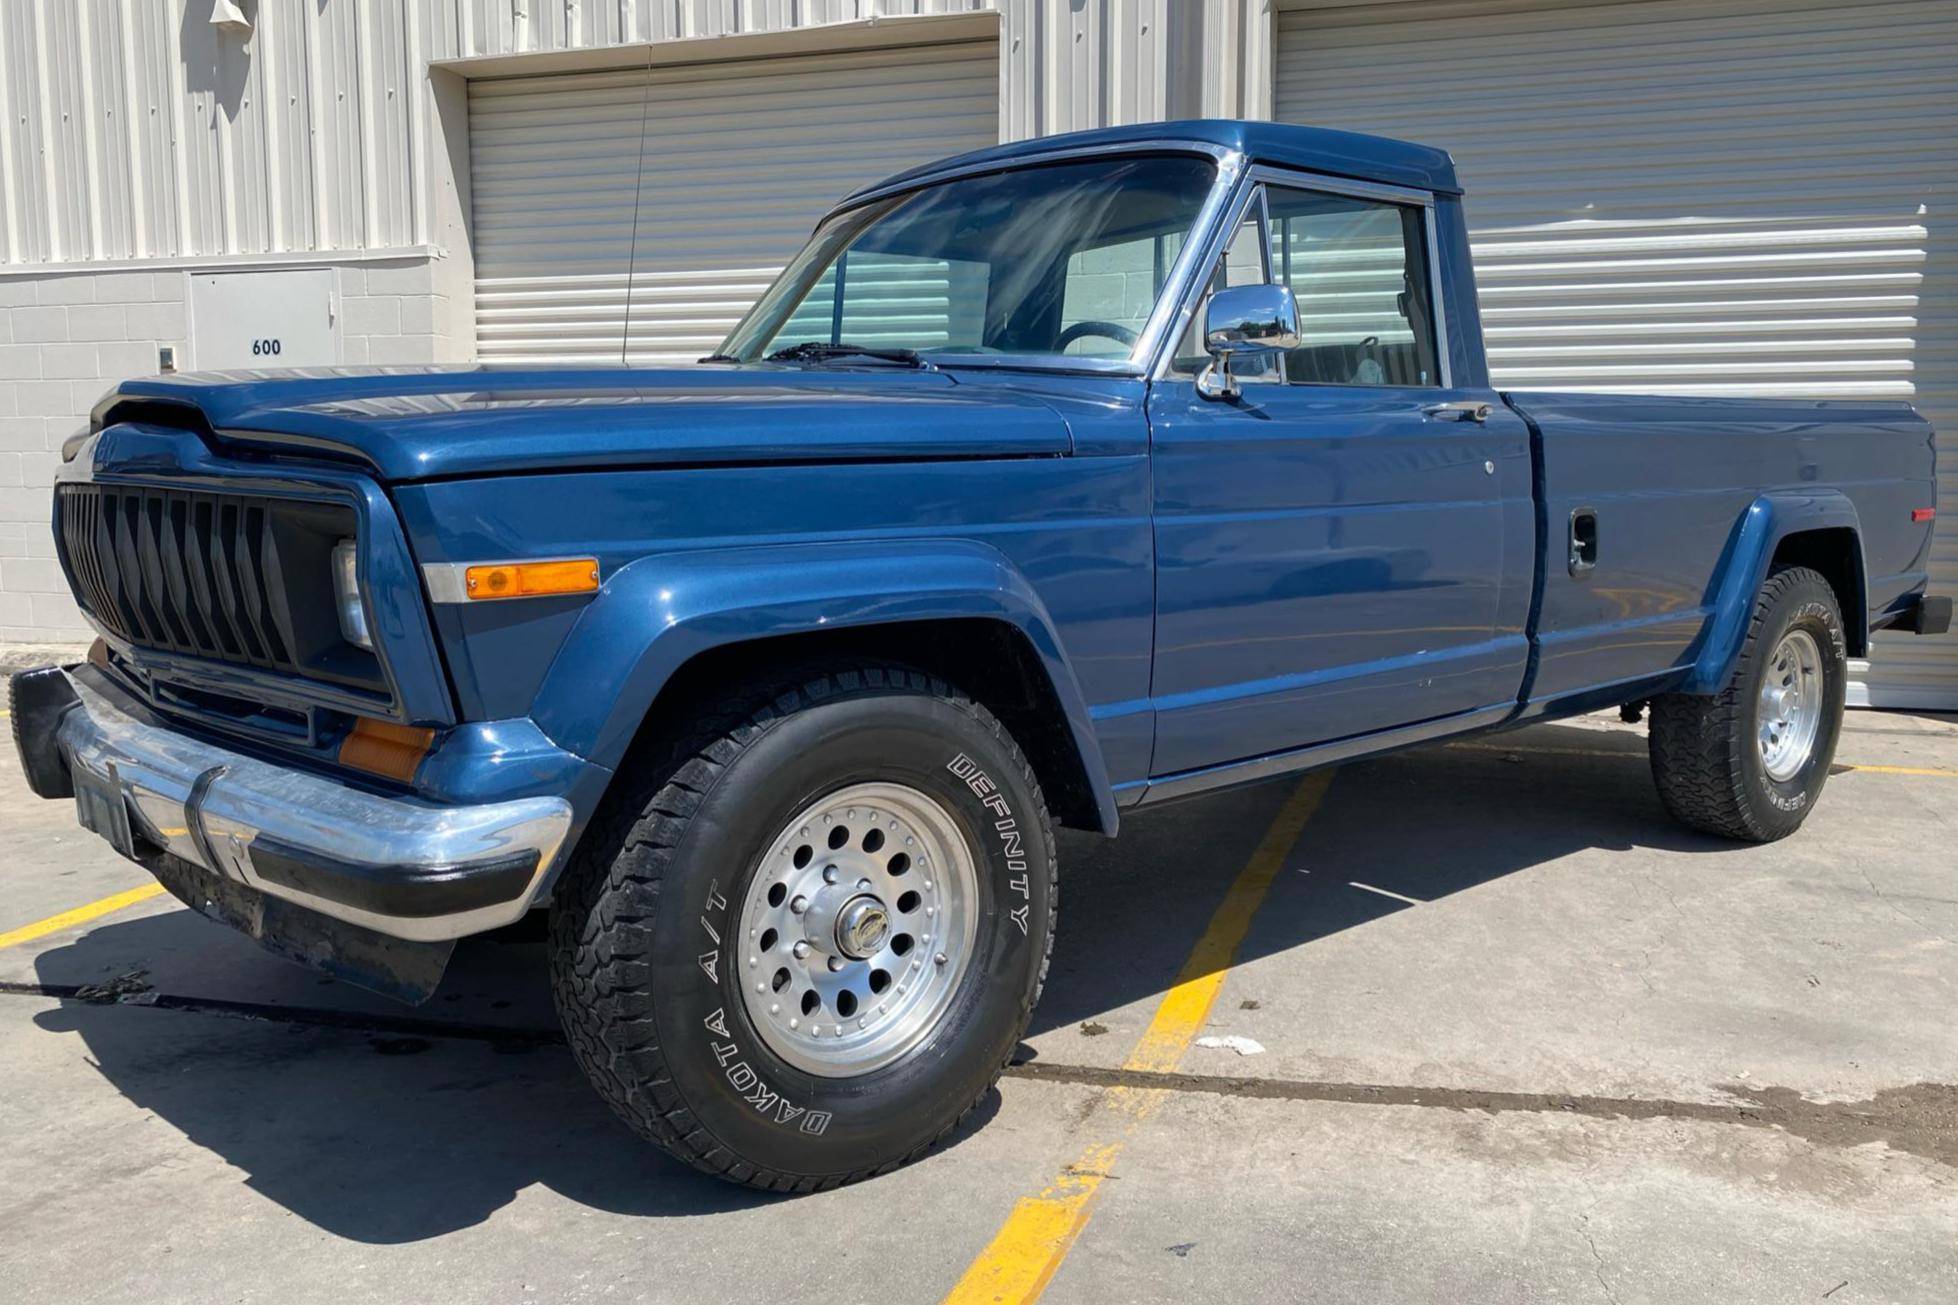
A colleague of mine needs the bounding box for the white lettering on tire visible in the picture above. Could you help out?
[947,753,1032,934]
[701,1007,831,1136]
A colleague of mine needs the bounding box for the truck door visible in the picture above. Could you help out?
[1146,174,1534,777]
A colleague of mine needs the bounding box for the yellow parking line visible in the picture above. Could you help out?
[1843,763,1958,778]
[0,883,166,951]
[942,771,1335,1305]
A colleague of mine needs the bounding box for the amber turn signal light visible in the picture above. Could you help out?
[464,558,600,601]
[339,717,436,783]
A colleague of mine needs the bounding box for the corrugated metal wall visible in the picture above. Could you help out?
[0,0,429,261]
[1274,0,1957,707]
[0,0,1264,271]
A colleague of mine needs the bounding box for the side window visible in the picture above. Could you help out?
[1265,185,1440,388]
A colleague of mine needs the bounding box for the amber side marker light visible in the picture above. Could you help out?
[340,717,436,783]
[465,558,601,601]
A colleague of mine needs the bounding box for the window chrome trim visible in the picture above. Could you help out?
[1127,150,1249,372]
[1146,170,1264,382]
[1246,163,1436,208]
[1147,163,1451,389]
[1423,204,1453,390]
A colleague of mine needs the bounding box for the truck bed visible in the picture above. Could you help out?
[1504,391,1937,709]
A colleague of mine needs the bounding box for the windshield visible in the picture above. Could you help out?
[718,155,1219,365]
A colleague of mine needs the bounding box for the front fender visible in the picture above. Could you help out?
[1683,490,1865,694]
[529,538,1118,831]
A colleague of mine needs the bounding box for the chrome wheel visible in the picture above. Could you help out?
[738,783,978,1077]
[1757,628,1825,782]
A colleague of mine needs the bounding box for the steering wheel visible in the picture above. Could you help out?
[1055,320,1140,352]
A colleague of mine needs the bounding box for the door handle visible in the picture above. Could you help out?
[1569,508,1599,577]
[1422,400,1492,423]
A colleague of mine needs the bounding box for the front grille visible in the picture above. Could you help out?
[55,484,385,694]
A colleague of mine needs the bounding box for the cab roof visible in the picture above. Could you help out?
[844,119,1462,205]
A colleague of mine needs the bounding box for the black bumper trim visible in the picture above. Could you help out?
[246,839,541,919]
[10,666,80,799]
[1908,595,1952,636]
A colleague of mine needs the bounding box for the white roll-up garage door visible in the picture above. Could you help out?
[467,39,998,367]
[1275,0,1957,708]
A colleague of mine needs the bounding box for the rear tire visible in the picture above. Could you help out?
[1648,566,1847,841]
[548,663,1056,1190]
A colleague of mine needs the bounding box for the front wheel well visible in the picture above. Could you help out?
[1769,527,1867,656]
[617,619,1108,833]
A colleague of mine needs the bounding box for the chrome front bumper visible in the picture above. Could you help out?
[15,666,572,944]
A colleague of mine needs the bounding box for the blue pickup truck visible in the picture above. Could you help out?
[13,121,1945,1189]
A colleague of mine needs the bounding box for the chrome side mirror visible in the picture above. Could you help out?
[1196,283,1301,400]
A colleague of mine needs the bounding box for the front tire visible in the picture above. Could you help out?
[549,664,1056,1190]
[1648,566,1847,841]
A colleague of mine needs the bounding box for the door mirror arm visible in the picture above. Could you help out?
[1195,283,1302,401]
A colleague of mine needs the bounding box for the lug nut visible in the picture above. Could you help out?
[828,956,846,973]
[790,895,808,915]
[934,952,948,966]
[792,940,810,960]
[823,865,840,885]
[857,878,873,891]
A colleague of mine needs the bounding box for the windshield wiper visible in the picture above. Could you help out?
[696,352,741,364]
[765,341,933,369]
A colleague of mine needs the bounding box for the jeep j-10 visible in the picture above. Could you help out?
[13,121,1946,1189]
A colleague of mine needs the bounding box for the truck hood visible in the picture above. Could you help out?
[104,365,1077,482]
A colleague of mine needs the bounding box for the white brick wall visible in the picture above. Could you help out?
[0,257,463,641]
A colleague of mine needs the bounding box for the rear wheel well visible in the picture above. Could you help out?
[617,619,1107,833]
[1770,528,1866,656]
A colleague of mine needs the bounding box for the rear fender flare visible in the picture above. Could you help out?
[529,539,1117,831]
[1684,491,1866,694]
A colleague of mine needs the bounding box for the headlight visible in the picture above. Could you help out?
[332,539,372,650]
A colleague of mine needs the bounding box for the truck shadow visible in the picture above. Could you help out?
[27,986,799,1235]
[1026,719,1742,1037]
[25,720,1734,1239]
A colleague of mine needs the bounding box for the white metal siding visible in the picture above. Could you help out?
[1275,0,1958,707]
[0,0,431,262]
[467,41,999,364]
[0,1,997,266]
[0,0,1260,271]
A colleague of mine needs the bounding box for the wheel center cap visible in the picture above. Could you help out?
[834,895,890,960]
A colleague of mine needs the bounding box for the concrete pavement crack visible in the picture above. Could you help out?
[1857,865,1955,947]
[1579,1216,1620,1305]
